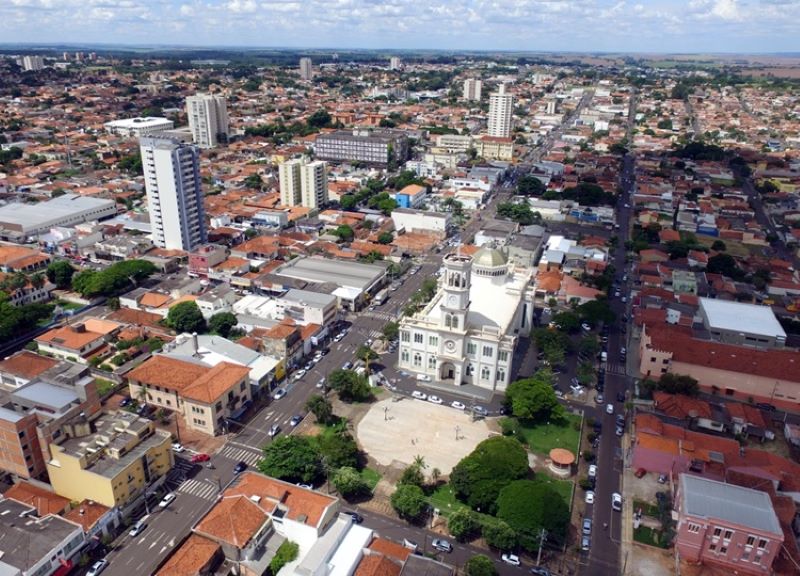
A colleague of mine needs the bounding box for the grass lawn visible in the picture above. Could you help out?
[531,474,574,507]
[633,499,660,518]
[95,378,117,396]
[634,526,667,548]
[359,467,381,491]
[55,300,83,311]
[511,413,582,456]
[427,483,470,517]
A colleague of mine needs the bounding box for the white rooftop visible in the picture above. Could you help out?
[105,117,173,129]
[0,193,115,231]
[700,298,786,340]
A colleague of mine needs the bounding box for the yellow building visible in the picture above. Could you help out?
[46,410,173,508]
[477,136,514,161]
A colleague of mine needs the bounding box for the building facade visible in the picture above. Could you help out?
[279,158,303,207]
[299,57,313,80]
[104,117,174,138]
[186,93,229,148]
[488,84,513,138]
[398,249,535,392]
[22,55,44,71]
[389,56,402,70]
[279,158,329,209]
[463,78,482,101]
[140,136,208,251]
[315,129,409,167]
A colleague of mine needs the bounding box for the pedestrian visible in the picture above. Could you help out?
[603,522,608,530]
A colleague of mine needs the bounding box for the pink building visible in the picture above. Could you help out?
[675,474,783,574]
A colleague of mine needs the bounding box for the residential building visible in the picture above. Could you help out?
[194,285,238,319]
[476,135,513,161]
[0,194,116,242]
[434,134,473,154]
[488,83,513,138]
[186,93,229,148]
[389,56,402,70]
[463,78,482,101]
[0,498,85,576]
[188,243,228,277]
[398,249,535,392]
[279,158,303,207]
[46,410,173,508]
[675,474,783,574]
[22,55,45,71]
[393,184,427,209]
[140,136,208,251]
[299,57,313,80]
[315,129,409,167]
[698,298,786,348]
[391,208,450,238]
[279,158,329,209]
[35,319,121,364]
[126,355,252,436]
[104,117,174,138]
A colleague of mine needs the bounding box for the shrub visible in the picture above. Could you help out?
[269,541,299,575]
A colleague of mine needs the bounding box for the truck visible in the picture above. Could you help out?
[373,288,389,306]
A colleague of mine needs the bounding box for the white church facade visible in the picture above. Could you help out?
[397,247,535,392]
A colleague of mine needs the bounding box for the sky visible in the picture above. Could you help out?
[1,0,799,54]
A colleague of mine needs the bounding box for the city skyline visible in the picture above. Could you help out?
[1,0,798,53]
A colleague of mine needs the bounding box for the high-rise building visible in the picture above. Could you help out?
[140,136,207,251]
[21,55,44,71]
[463,78,482,101]
[186,93,229,148]
[279,158,328,209]
[299,57,313,80]
[301,160,329,209]
[487,84,513,138]
[389,56,402,70]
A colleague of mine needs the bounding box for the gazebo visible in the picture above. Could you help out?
[548,448,575,477]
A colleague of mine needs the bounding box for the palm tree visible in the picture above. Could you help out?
[30,273,45,290]
[413,454,427,470]
[430,467,441,486]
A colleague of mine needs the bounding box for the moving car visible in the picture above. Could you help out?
[268,424,280,437]
[290,415,303,427]
[411,391,427,400]
[431,539,453,553]
[191,453,210,463]
[87,559,109,576]
[234,461,248,474]
[129,519,147,537]
[501,553,521,566]
[316,377,326,389]
[158,492,177,509]
[472,406,488,417]
[612,492,623,511]
[273,388,286,400]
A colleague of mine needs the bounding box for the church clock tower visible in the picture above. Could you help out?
[440,252,471,331]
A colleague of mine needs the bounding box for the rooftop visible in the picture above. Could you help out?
[680,474,782,535]
[0,194,115,232]
[700,297,786,340]
[275,256,385,291]
[155,534,221,576]
[4,481,70,516]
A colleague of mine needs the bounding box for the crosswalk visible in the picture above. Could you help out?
[219,445,262,467]
[604,363,627,376]
[362,310,396,322]
[177,478,219,501]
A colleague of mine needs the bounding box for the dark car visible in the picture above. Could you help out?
[119,396,132,408]
[616,391,626,402]
[530,568,551,576]
[592,421,602,433]
[756,402,776,412]
[234,461,247,474]
[346,511,363,523]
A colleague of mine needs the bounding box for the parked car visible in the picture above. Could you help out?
[588,464,597,478]
[346,511,364,523]
[634,468,647,478]
[342,361,353,370]
[87,559,109,576]
[616,391,626,403]
[171,443,185,453]
[581,322,592,332]
[582,518,592,535]
[431,539,453,553]
[501,553,521,566]
[119,396,131,408]
[657,474,668,484]
[606,403,614,414]
[581,535,591,551]
[428,395,443,405]
[191,453,210,463]
[416,374,432,382]
[411,391,427,401]
[129,519,147,537]
[585,491,595,504]
[403,539,418,551]
[595,394,604,404]
[615,425,625,437]
[612,492,623,511]
[530,568,552,576]
[273,388,286,400]
[234,461,247,474]
[473,406,488,417]
[293,369,307,381]
[316,378,326,389]
[159,492,177,509]
[450,400,466,410]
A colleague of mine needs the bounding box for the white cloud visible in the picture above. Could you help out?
[710,0,742,20]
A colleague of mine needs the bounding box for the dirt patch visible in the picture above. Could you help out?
[628,542,674,576]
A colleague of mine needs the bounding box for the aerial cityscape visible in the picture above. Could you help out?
[0,4,800,576]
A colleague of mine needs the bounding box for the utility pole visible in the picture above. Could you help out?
[536,528,547,566]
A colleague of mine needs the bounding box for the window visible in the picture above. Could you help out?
[228,391,234,401]
[741,551,750,562]
[413,353,422,367]
[650,357,657,362]
[466,364,474,376]
[240,381,246,391]
[216,402,222,412]
[713,527,722,538]
[758,539,768,550]
[414,333,423,344]
[497,369,506,382]
[482,346,493,358]
[429,336,438,346]
[401,350,409,363]
[451,316,458,329]
[709,543,717,552]
[467,343,477,355]
[687,523,700,534]
[720,546,728,554]
[445,315,452,328]
[723,530,733,541]
[428,356,436,369]
[401,332,410,342]
[481,367,491,380]
[498,351,509,362]
[746,536,756,547]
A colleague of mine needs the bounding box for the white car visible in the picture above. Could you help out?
[428,395,443,405]
[581,322,592,331]
[293,369,307,381]
[316,377,326,388]
[588,464,597,479]
[158,492,176,509]
[273,388,286,400]
[416,374,432,382]
[87,559,109,576]
[606,403,614,415]
[585,490,595,504]
[171,443,185,453]
[412,391,427,400]
[612,492,623,511]
[450,400,466,410]
[501,553,521,566]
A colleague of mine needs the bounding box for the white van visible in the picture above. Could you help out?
[600,351,608,363]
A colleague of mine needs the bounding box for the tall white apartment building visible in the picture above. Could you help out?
[140,136,207,251]
[389,56,402,70]
[463,78,482,102]
[279,158,328,209]
[22,55,44,71]
[299,58,313,81]
[487,84,513,138]
[186,93,229,148]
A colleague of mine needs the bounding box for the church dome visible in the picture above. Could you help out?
[473,247,507,268]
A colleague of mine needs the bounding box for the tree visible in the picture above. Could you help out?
[657,373,699,396]
[481,517,518,550]
[497,202,539,225]
[333,225,355,242]
[166,301,207,334]
[578,336,600,358]
[307,109,332,128]
[331,466,370,499]
[340,195,357,211]
[317,431,359,470]
[505,373,564,422]
[711,240,727,251]
[306,394,335,425]
[707,253,744,280]
[516,175,545,197]
[377,232,394,245]
[465,555,498,576]
[450,436,528,514]
[577,299,616,326]
[551,311,581,333]
[447,508,481,542]
[269,541,299,575]
[390,484,427,520]
[258,436,320,483]
[71,259,156,297]
[107,296,120,311]
[46,260,75,289]
[328,369,372,402]
[244,173,264,190]
[29,272,45,290]
[356,345,378,362]
[399,462,425,487]
[382,321,399,341]
[208,312,238,337]
[496,480,570,552]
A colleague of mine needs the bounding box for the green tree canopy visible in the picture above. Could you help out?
[306,394,336,425]
[707,253,745,280]
[382,321,399,341]
[166,301,206,334]
[317,431,359,470]
[447,508,481,542]
[307,109,332,128]
[46,260,75,289]
[496,480,570,552]
[481,517,518,551]
[377,232,394,245]
[517,175,546,196]
[496,202,540,225]
[340,195,357,211]
[506,373,564,422]
[656,373,699,396]
[328,369,372,402]
[390,484,427,520]
[551,310,581,333]
[333,225,355,242]
[577,299,616,326]
[208,312,238,337]
[0,293,53,343]
[450,436,529,514]
[71,259,156,297]
[258,436,320,483]
[465,555,498,576]
[331,466,370,500]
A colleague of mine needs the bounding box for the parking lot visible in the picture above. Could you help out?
[356,396,494,474]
